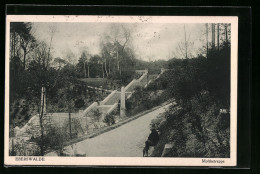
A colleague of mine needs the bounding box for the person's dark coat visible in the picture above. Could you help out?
[147,129,159,145]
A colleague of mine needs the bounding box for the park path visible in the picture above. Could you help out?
[47,104,170,157]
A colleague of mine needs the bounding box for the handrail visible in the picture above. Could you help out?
[125,79,136,91]
[100,90,117,105]
[137,72,147,82]
[82,102,98,116]
[106,103,118,115]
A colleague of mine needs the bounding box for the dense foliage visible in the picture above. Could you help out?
[151,42,230,157]
[125,86,169,116]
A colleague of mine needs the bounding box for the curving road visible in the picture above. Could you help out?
[47,104,170,157]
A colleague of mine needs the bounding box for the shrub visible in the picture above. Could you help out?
[74,98,85,109]
[20,105,29,116]
[103,113,115,126]
[91,109,102,122]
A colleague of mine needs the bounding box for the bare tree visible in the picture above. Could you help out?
[215,23,231,44]
[20,29,37,70]
[53,57,67,70]
[63,49,77,65]
[100,40,115,76]
[100,40,110,77]
[103,24,132,75]
[47,25,57,62]
[121,25,131,52]
[10,22,37,73]
[33,41,52,70]
[175,24,194,59]
[79,50,90,78]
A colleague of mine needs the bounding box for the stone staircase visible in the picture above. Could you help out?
[13,69,164,140]
[82,71,149,118]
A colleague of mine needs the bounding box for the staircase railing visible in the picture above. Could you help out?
[100,90,117,105]
[82,102,98,117]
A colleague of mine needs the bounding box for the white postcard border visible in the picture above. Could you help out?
[5,15,238,166]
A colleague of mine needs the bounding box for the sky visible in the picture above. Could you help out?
[32,22,206,63]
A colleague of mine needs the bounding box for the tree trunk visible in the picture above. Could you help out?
[212,24,215,49]
[206,23,208,58]
[108,60,111,74]
[217,24,220,50]
[184,24,188,59]
[11,33,14,58]
[225,24,228,42]
[104,60,108,77]
[117,46,120,71]
[87,62,90,78]
[102,63,104,78]
[69,112,72,139]
[58,60,61,70]
[83,61,87,78]
[23,50,27,70]
[13,32,16,58]
[39,86,45,156]
[47,29,55,65]
[11,138,15,155]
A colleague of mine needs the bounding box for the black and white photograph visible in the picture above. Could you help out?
[5,15,238,166]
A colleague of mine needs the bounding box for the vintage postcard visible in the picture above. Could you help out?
[5,15,238,166]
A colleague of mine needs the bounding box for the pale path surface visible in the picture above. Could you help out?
[47,104,170,157]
